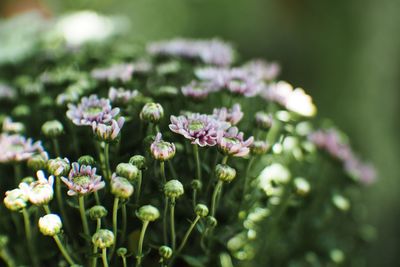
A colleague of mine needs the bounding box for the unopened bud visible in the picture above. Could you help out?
[38,214,62,236]
[191,179,202,191]
[251,141,269,155]
[137,205,160,222]
[92,229,114,249]
[195,204,209,217]
[116,163,139,181]
[159,245,173,259]
[129,155,147,170]
[78,155,95,166]
[215,164,236,183]
[255,112,273,130]
[41,120,64,138]
[140,103,164,123]
[110,175,134,199]
[164,180,184,199]
[89,205,108,220]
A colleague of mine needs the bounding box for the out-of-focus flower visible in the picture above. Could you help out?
[28,153,49,171]
[147,38,234,66]
[242,59,281,81]
[108,87,139,105]
[2,117,24,134]
[293,177,311,196]
[140,103,164,123]
[254,112,273,130]
[169,113,229,147]
[41,120,64,138]
[67,95,120,126]
[3,188,28,211]
[217,127,254,157]
[332,194,350,211]
[48,158,71,177]
[0,83,16,100]
[344,158,377,185]
[227,78,263,97]
[20,171,54,206]
[38,214,62,236]
[0,134,44,163]
[213,104,243,125]
[258,163,291,196]
[181,81,215,100]
[251,141,269,155]
[61,162,105,196]
[110,174,134,199]
[150,133,176,161]
[92,117,125,142]
[91,63,134,82]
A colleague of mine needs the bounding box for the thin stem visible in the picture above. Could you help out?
[192,189,197,211]
[120,203,127,245]
[221,155,228,165]
[53,235,76,266]
[242,156,255,203]
[110,197,119,257]
[163,197,169,245]
[122,256,127,267]
[96,218,102,232]
[167,160,177,179]
[210,180,224,217]
[193,145,202,182]
[101,248,109,267]
[169,198,176,250]
[13,164,22,184]
[104,142,111,180]
[52,138,61,157]
[135,171,142,205]
[78,196,90,238]
[136,221,149,267]
[91,246,98,267]
[43,204,51,214]
[0,248,16,267]
[94,192,101,206]
[22,208,39,267]
[176,216,200,253]
[160,161,166,184]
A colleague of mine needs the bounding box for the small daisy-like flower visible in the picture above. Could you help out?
[92,117,125,142]
[0,134,44,163]
[217,127,254,157]
[61,162,105,196]
[108,87,139,105]
[242,59,281,81]
[67,95,120,126]
[169,113,228,147]
[20,170,54,206]
[181,81,215,100]
[150,133,176,161]
[212,104,243,125]
[227,77,264,97]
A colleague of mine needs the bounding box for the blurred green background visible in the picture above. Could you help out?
[2,0,399,266]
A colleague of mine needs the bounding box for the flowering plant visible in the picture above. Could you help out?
[0,15,376,267]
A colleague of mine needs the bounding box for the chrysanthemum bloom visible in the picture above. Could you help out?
[61,162,105,196]
[217,127,254,157]
[66,94,120,127]
[108,87,139,105]
[140,103,164,124]
[20,170,54,206]
[2,117,25,134]
[181,81,215,100]
[213,104,243,125]
[242,59,281,81]
[147,38,234,66]
[3,188,28,211]
[0,133,44,163]
[91,63,135,82]
[150,133,176,161]
[169,113,229,147]
[195,67,233,88]
[47,157,71,177]
[92,117,125,142]
[227,77,264,97]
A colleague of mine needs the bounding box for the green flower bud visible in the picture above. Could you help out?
[38,214,62,236]
[129,155,147,170]
[116,163,139,181]
[191,179,202,191]
[12,105,30,118]
[250,141,269,155]
[117,247,127,257]
[92,229,115,249]
[3,188,28,211]
[110,175,134,199]
[215,164,236,183]
[163,179,184,199]
[195,204,209,217]
[139,103,164,123]
[41,120,64,138]
[88,205,108,220]
[205,216,218,228]
[78,155,96,166]
[28,154,48,171]
[137,205,160,222]
[294,177,310,196]
[159,245,173,259]
[47,157,70,177]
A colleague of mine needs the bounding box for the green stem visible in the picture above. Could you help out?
[96,219,102,232]
[22,208,39,267]
[193,145,202,182]
[120,203,127,245]
[135,171,142,205]
[94,191,101,206]
[0,248,16,267]
[160,161,166,184]
[242,156,255,202]
[110,197,119,257]
[104,142,111,180]
[221,155,228,165]
[176,216,200,254]
[167,160,177,179]
[136,221,149,267]
[52,137,61,157]
[78,196,90,238]
[43,204,51,214]
[210,180,224,217]
[53,235,76,266]
[192,189,197,211]
[101,248,109,267]
[91,246,98,267]
[122,256,127,267]
[13,164,22,184]
[163,197,169,245]
[169,198,176,250]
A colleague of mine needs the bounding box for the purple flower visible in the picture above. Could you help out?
[212,104,243,125]
[92,117,125,142]
[0,83,16,100]
[147,38,234,66]
[242,60,281,81]
[181,81,215,100]
[227,77,264,97]
[169,113,229,147]
[91,63,135,82]
[344,158,377,185]
[0,134,45,163]
[150,133,176,161]
[217,127,254,157]
[61,162,105,196]
[67,95,120,126]
[108,87,139,105]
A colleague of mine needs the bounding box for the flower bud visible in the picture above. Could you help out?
[28,154,48,171]
[250,141,269,155]
[92,229,115,249]
[78,155,96,166]
[25,171,54,206]
[159,245,173,259]
[116,163,139,181]
[163,180,184,199]
[294,177,310,196]
[150,133,176,161]
[140,103,164,123]
[117,247,127,257]
[129,155,147,170]
[12,105,30,118]
[0,235,8,249]
[215,164,236,183]
[38,214,62,236]
[195,204,209,217]
[110,175,134,199]
[4,188,28,211]
[191,179,202,191]
[47,157,70,177]
[89,205,108,220]
[137,205,160,222]
[255,112,273,130]
[41,120,64,138]
[206,216,218,228]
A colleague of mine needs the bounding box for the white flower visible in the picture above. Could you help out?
[20,171,54,206]
[285,88,317,117]
[38,214,62,236]
[258,163,291,196]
